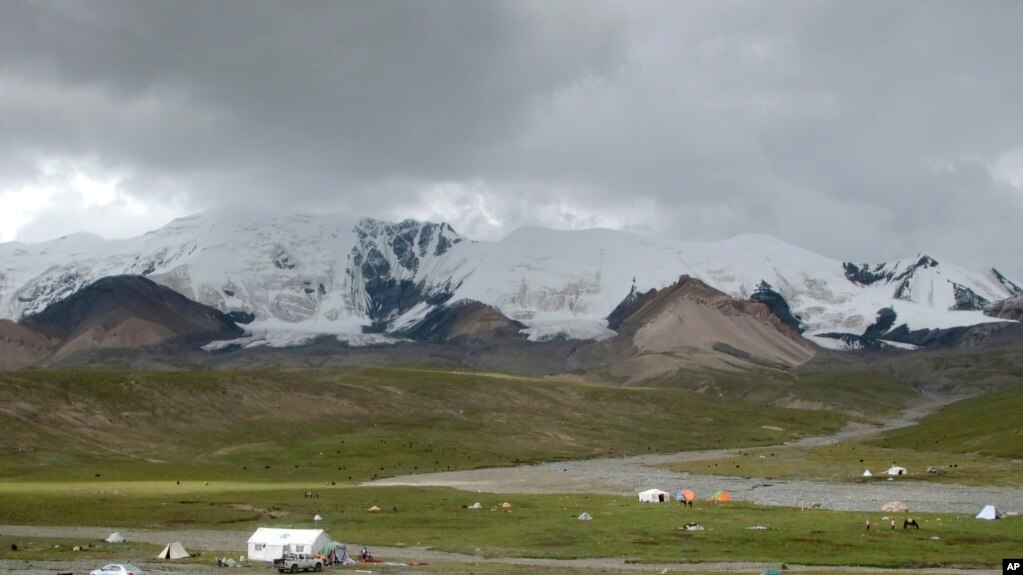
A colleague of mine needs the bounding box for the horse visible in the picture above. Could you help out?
[903,518,920,529]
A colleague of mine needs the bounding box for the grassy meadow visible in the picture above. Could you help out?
[664,443,1023,486]
[0,483,1019,568]
[875,384,1023,458]
[664,384,1023,486]
[0,367,850,482]
[1,365,1019,569]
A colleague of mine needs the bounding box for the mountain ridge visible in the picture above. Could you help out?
[16,275,244,364]
[0,209,1017,352]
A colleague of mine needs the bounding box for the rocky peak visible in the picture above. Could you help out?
[347,218,464,330]
[992,268,1023,296]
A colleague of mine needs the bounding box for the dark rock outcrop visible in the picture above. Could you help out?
[348,219,463,331]
[749,280,803,333]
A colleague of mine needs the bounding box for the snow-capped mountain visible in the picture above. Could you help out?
[0,209,1017,350]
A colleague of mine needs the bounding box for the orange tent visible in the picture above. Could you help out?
[683,489,695,502]
[711,490,732,503]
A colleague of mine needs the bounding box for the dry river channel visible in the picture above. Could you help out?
[370,398,1023,514]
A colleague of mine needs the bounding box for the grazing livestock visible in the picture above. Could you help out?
[904,518,920,529]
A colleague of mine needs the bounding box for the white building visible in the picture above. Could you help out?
[246,528,332,562]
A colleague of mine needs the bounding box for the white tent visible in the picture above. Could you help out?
[155,541,189,560]
[887,466,907,476]
[578,512,593,521]
[247,528,332,563]
[313,514,323,521]
[104,532,126,543]
[976,505,1004,520]
[638,489,670,503]
[862,469,872,477]
[468,502,483,509]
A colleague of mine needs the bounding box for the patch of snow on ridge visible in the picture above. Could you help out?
[519,318,616,342]
[203,329,407,351]
[879,340,919,351]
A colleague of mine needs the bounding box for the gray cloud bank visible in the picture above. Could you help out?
[2,1,1022,278]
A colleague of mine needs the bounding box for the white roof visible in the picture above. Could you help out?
[247,528,327,546]
[638,488,669,496]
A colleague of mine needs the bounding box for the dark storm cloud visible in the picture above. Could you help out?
[0,1,625,194]
[1,1,1022,278]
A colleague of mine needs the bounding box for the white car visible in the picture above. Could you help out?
[90,564,145,575]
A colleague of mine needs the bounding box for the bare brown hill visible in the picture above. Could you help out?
[575,275,816,383]
[398,299,526,344]
[17,275,243,365]
[0,320,53,370]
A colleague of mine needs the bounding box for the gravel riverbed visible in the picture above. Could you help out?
[370,399,1023,514]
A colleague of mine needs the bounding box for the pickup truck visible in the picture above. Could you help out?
[273,553,322,573]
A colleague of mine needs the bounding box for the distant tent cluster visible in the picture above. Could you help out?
[861,466,908,477]
[637,487,730,503]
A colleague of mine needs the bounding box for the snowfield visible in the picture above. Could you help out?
[0,209,1018,348]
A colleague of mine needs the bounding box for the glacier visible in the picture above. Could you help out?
[0,209,1017,348]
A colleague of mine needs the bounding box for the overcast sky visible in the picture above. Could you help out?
[2,1,1022,278]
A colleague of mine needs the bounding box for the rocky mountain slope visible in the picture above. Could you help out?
[574,275,817,381]
[17,275,243,363]
[0,319,53,370]
[987,294,1023,321]
[0,209,1017,352]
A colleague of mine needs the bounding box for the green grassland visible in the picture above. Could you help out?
[0,367,852,482]
[643,367,920,419]
[2,365,1018,569]
[664,443,1023,486]
[664,384,1023,486]
[875,384,1023,458]
[0,484,1019,568]
[0,536,160,562]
